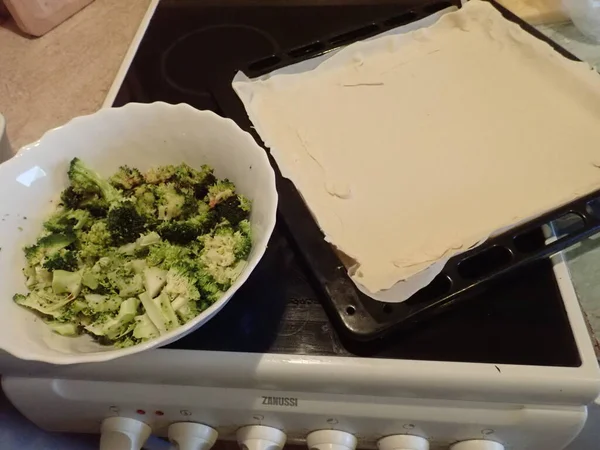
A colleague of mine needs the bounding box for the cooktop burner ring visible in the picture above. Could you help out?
[161,24,280,97]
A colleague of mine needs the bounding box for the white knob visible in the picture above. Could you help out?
[378,435,429,450]
[169,422,218,450]
[451,440,504,450]
[237,425,286,450]
[306,430,357,450]
[100,417,151,450]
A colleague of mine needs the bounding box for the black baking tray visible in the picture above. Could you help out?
[222,0,600,341]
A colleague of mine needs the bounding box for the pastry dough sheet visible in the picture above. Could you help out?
[233,1,600,301]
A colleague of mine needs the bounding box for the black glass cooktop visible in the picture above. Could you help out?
[113,0,580,366]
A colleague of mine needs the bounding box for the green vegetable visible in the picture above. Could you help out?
[133,314,159,340]
[213,195,251,226]
[14,159,252,347]
[143,267,168,298]
[68,158,122,204]
[52,270,83,296]
[13,290,74,318]
[107,201,147,245]
[84,294,121,313]
[43,249,78,272]
[144,165,177,185]
[155,183,186,221]
[44,209,91,233]
[78,221,112,261]
[163,267,200,302]
[24,232,76,267]
[109,166,144,190]
[156,213,216,244]
[199,225,251,287]
[138,292,167,334]
[207,179,235,207]
[85,297,139,340]
[45,320,79,336]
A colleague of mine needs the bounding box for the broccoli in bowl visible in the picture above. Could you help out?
[13,158,252,348]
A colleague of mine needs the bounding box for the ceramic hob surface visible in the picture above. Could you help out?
[113,0,580,366]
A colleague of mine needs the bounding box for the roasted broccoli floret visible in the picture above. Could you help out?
[217,223,251,259]
[146,241,192,270]
[52,269,83,296]
[171,163,204,186]
[172,300,201,324]
[157,221,200,244]
[170,163,216,199]
[80,196,110,218]
[59,186,110,217]
[114,336,141,348]
[196,271,224,303]
[44,208,91,233]
[155,183,186,221]
[44,320,80,336]
[60,186,85,209]
[16,159,252,347]
[78,221,112,261]
[13,289,75,319]
[132,314,159,340]
[199,226,251,286]
[163,267,201,302]
[144,165,177,184]
[68,158,122,204]
[106,201,147,245]
[194,172,217,200]
[206,179,235,207]
[24,232,76,267]
[213,194,251,226]
[84,294,121,313]
[139,291,179,334]
[42,249,79,272]
[133,185,157,218]
[157,211,216,244]
[84,297,139,340]
[109,166,144,190]
[143,267,168,298]
[171,163,219,199]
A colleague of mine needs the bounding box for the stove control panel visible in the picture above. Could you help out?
[450,441,504,450]
[2,376,585,450]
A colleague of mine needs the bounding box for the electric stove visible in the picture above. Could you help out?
[2,1,600,450]
[109,0,581,366]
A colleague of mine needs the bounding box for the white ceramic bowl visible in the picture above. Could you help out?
[0,102,277,364]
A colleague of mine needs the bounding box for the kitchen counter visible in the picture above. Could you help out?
[0,0,151,152]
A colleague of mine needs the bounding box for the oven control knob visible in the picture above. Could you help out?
[378,435,429,450]
[451,440,504,450]
[306,430,357,450]
[237,425,286,450]
[100,417,151,450]
[168,422,218,450]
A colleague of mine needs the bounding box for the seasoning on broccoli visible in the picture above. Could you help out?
[213,195,251,226]
[13,158,252,348]
[109,166,144,191]
[106,201,147,245]
[42,249,79,272]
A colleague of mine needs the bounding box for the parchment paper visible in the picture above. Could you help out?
[233,0,600,302]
